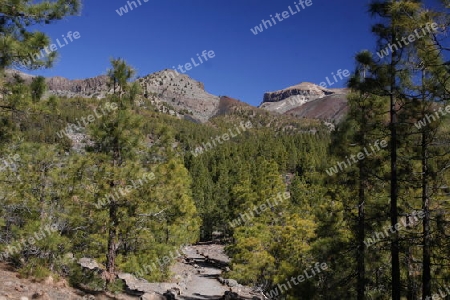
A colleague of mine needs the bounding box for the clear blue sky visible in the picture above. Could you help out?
[25,0,380,106]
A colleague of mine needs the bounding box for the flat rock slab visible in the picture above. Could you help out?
[118,273,175,295]
[119,245,262,300]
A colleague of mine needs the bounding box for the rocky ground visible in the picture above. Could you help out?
[120,243,262,300]
[0,262,86,300]
[0,244,263,300]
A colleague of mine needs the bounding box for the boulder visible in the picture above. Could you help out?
[139,292,166,300]
[78,258,102,271]
[118,273,175,295]
[226,279,238,287]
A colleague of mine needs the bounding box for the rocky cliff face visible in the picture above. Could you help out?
[4,69,111,99]
[46,75,111,98]
[136,69,220,123]
[4,69,350,124]
[262,82,332,103]
[4,69,220,122]
[259,82,348,122]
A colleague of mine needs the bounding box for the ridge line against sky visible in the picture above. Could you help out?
[21,0,378,106]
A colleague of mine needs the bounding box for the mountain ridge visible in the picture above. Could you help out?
[3,69,349,124]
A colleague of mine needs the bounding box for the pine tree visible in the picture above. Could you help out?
[413,9,450,298]
[350,1,450,298]
[30,76,46,103]
[0,141,71,278]
[0,0,80,70]
[367,2,424,297]
[88,59,143,283]
[107,58,136,98]
[336,49,389,299]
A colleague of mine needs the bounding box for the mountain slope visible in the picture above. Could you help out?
[136,69,220,123]
[285,93,349,123]
[258,81,349,123]
[4,69,111,99]
[4,69,350,124]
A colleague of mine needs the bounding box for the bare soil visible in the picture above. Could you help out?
[0,244,261,300]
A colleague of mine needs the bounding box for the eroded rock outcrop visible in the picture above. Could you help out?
[46,75,110,98]
[262,82,332,103]
[259,82,349,122]
[137,69,220,122]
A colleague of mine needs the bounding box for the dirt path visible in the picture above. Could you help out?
[174,245,229,299]
[0,244,262,300]
[169,244,259,300]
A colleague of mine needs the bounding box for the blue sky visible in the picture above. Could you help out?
[25,0,379,106]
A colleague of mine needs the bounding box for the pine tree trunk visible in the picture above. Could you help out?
[390,4,401,297]
[406,246,413,300]
[357,177,365,300]
[106,201,118,284]
[390,81,401,300]
[422,132,431,299]
[357,106,366,300]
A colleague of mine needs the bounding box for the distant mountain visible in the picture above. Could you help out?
[258,82,349,123]
[136,69,220,123]
[4,69,111,99]
[4,69,349,124]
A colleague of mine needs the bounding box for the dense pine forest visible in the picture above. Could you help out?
[1,0,450,299]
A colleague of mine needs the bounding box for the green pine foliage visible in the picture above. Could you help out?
[0,2,449,298]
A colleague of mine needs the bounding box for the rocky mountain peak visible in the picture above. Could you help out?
[262,81,332,103]
[287,81,327,92]
[258,81,349,123]
[136,69,220,122]
[259,82,334,114]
